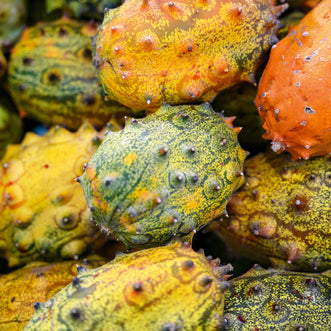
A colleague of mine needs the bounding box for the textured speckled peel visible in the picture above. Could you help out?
[222,265,331,330]
[94,0,287,110]
[24,242,232,331]
[8,17,133,130]
[80,103,246,248]
[213,152,331,272]
[255,0,331,160]
[0,122,107,267]
[0,256,105,331]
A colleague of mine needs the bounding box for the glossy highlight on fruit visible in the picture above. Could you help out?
[8,16,132,130]
[0,122,107,267]
[0,255,105,331]
[24,241,232,331]
[213,152,331,272]
[80,103,246,248]
[255,0,331,160]
[223,265,331,330]
[94,0,287,110]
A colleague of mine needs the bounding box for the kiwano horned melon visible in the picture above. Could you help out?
[93,0,288,110]
[79,103,246,248]
[213,152,331,272]
[222,265,331,330]
[0,122,108,267]
[8,16,134,130]
[24,241,232,331]
[0,93,22,159]
[255,0,331,160]
[0,256,105,331]
[46,0,124,20]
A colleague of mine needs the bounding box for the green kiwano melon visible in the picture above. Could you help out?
[46,0,124,20]
[24,241,232,331]
[79,103,246,248]
[0,93,22,159]
[8,16,134,130]
[0,255,106,331]
[0,122,108,267]
[213,152,331,272]
[222,265,331,330]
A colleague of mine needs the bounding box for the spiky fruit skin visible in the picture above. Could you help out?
[24,242,232,331]
[255,0,331,160]
[46,0,124,20]
[80,103,246,248]
[213,152,331,272]
[0,256,105,331]
[0,122,108,267]
[94,0,287,111]
[222,265,331,330]
[0,0,26,51]
[212,83,268,154]
[8,17,132,130]
[0,93,22,159]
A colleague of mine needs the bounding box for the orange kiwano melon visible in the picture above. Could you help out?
[255,0,331,160]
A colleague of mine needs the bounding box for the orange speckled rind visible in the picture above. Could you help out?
[255,0,331,160]
[79,103,246,248]
[24,241,232,331]
[212,152,331,272]
[0,122,108,267]
[0,255,106,331]
[94,0,287,110]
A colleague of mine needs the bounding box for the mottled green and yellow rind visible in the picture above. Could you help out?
[24,242,231,331]
[8,17,131,130]
[80,103,246,248]
[214,152,331,272]
[223,265,331,330]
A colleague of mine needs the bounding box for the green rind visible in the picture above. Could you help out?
[80,103,246,248]
[8,18,132,130]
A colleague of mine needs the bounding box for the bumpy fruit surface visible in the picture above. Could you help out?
[46,0,123,20]
[94,0,287,110]
[80,103,246,248]
[255,0,331,160]
[212,83,268,154]
[213,152,331,272]
[0,0,26,51]
[8,17,132,130]
[0,256,105,331]
[25,242,232,331]
[222,265,331,330]
[0,122,107,267]
[0,93,22,159]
